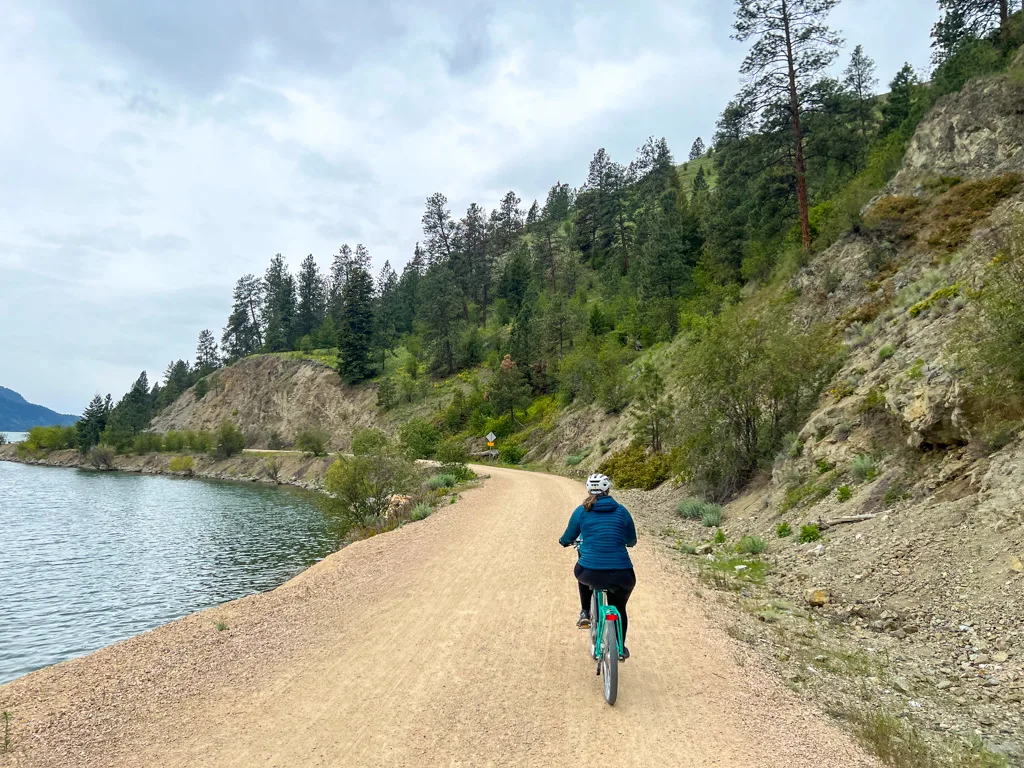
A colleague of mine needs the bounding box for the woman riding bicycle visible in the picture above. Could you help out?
[558,473,637,659]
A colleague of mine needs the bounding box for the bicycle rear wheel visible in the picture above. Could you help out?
[602,616,618,705]
[589,592,598,659]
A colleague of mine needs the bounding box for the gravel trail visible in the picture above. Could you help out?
[0,466,876,767]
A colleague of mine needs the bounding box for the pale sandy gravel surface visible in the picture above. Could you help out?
[0,466,878,767]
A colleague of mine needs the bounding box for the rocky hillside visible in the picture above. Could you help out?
[642,59,1024,764]
[151,355,379,451]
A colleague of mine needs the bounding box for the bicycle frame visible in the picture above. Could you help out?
[590,589,625,663]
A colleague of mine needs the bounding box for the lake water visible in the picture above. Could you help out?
[0,461,346,684]
[1,432,28,443]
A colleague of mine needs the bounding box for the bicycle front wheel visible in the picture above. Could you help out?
[602,617,618,705]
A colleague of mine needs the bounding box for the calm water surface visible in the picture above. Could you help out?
[0,461,345,684]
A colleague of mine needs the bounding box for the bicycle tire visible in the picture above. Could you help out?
[602,615,618,705]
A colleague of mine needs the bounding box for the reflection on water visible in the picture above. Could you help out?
[0,461,345,684]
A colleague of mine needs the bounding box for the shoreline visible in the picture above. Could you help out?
[0,444,336,492]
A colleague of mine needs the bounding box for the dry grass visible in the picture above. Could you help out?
[920,174,1023,252]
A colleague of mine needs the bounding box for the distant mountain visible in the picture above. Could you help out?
[0,386,78,430]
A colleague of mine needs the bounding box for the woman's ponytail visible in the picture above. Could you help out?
[582,493,599,512]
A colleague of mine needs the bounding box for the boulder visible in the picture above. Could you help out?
[805,588,831,607]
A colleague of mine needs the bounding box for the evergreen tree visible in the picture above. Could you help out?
[461,203,491,326]
[932,0,1019,60]
[422,193,461,266]
[843,44,879,150]
[76,394,111,451]
[262,254,297,350]
[159,359,192,408]
[338,245,376,383]
[488,355,532,422]
[329,245,353,331]
[526,200,540,227]
[418,263,465,374]
[195,329,219,374]
[692,166,709,194]
[295,253,328,342]
[689,137,706,160]
[102,371,153,449]
[882,63,920,133]
[732,0,843,252]
[631,364,675,453]
[374,260,400,370]
[221,274,263,361]
[542,182,572,223]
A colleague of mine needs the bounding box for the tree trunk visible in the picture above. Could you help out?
[617,209,630,273]
[545,231,558,292]
[782,0,812,253]
[480,284,489,329]
[1000,0,1009,25]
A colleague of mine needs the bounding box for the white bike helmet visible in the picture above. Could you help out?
[586,473,612,494]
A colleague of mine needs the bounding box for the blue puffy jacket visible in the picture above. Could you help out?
[558,494,637,570]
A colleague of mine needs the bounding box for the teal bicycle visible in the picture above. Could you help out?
[575,540,625,705]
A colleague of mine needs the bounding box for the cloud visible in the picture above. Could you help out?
[0,0,938,414]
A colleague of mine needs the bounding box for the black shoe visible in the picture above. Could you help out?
[621,647,630,661]
[576,610,591,629]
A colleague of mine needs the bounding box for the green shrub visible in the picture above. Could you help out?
[678,542,697,555]
[674,306,838,500]
[678,498,715,521]
[296,426,330,457]
[410,502,433,521]
[737,535,766,555]
[599,445,671,490]
[878,344,894,361]
[169,455,195,474]
[88,444,117,470]
[952,219,1024,409]
[185,430,213,453]
[565,447,592,466]
[851,454,877,482]
[776,522,792,538]
[799,524,821,543]
[24,425,77,453]
[213,421,246,459]
[781,431,803,459]
[163,430,185,452]
[132,432,164,455]
[499,442,526,465]
[908,284,960,317]
[701,505,723,527]
[815,458,834,474]
[193,378,209,400]
[427,473,457,490]
[351,428,391,456]
[324,453,419,528]
[713,528,726,544]
[837,484,853,502]
[884,485,912,506]
[434,438,469,465]
[399,418,440,459]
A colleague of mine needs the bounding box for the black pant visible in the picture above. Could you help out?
[574,563,636,644]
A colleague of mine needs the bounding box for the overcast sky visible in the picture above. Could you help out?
[0,0,939,415]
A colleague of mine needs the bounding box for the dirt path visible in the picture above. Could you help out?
[0,466,876,767]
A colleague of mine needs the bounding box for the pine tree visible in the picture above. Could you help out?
[295,253,327,342]
[422,193,461,266]
[221,274,263,361]
[461,203,491,326]
[488,355,532,422]
[195,329,219,374]
[262,254,297,350]
[338,245,376,383]
[932,0,1019,60]
[732,0,843,252]
[542,182,572,223]
[374,260,400,370]
[102,371,153,449]
[329,245,353,331]
[882,63,920,133]
[631,364,675,452]
[526,200,540,227]
[689,137,706,160]
[418,263,465,374]
[76,394,111,450]
[843,44,878,150]
[692,166,709,194]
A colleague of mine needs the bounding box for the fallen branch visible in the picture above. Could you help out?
[819,513,880,530]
